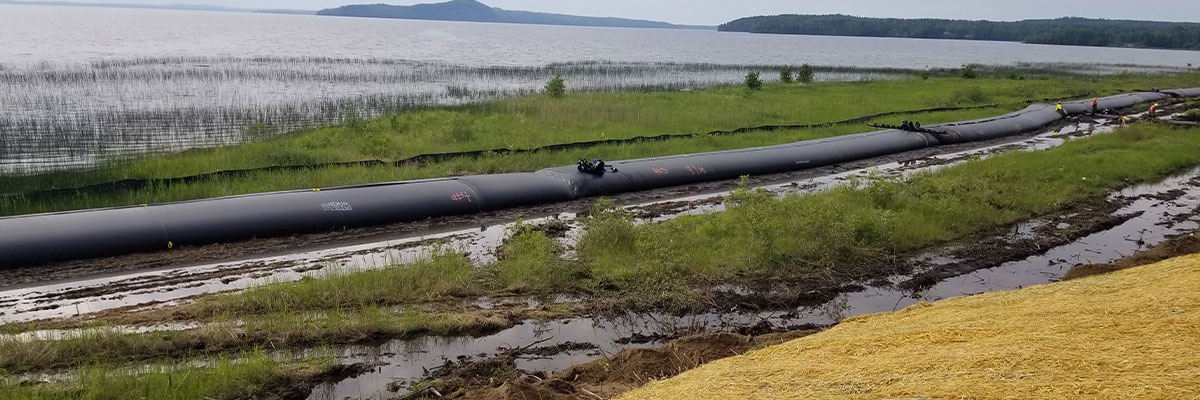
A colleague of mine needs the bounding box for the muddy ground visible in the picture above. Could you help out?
[392,217,1200,400]
[298,159,1200,400]
[0,115,1119,289]
[5,105,1200,400]
[1064,232,1200,280]
[402,330,817,400]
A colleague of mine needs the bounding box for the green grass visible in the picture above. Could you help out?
[0,349,334,400]
[0,307,509,374]
[572,123,1200,298]
[185,248,480,318]
[5,122,1200,378]
[485,222,579,293]
[3,72,1198,217]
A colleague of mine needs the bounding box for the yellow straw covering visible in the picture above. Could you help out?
[622,254,1200,399]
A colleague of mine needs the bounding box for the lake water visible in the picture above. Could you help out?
[1,4,1198,174]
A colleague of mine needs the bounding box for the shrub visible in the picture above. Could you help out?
[919,69,932,80]
[960,64,979,79]
[544,74,566,98]
[779,66,794,83]
[796,63,815,83]
[745,71,763,90]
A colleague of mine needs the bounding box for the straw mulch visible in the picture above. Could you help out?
[621,253,1200,399]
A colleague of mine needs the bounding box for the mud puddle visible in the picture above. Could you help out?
[0,118,1120,325]
[305,165,1200,400]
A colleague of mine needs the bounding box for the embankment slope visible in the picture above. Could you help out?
[621,253,1200,399]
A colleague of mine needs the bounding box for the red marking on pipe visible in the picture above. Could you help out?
[450,192,472,202]
[685,165,707,175]
[652,168,669,175]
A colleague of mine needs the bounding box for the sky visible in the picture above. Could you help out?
[30,0,1200,25]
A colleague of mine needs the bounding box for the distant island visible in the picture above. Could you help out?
[720,15,1200,51]
[317,0,709,30]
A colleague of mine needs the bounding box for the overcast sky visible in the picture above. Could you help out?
[36,0,1200,25]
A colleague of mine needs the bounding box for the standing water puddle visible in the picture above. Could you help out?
[307,164,1200,399]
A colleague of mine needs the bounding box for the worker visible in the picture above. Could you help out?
[1090,98,1098,113]
[1055,102,1067,117]
[1149,103,1159,117]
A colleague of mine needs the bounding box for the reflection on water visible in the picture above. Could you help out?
[310,165,1200,400]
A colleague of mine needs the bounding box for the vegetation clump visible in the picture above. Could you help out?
[1179,109,1200,121]
[960,64,979,79]
[779,66,794,83]
[796,63,815,83]
[544,74,566,98]
[744,71,763,90]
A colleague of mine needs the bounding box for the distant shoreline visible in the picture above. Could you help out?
[315,0,713,31]
[721,14,1200,52]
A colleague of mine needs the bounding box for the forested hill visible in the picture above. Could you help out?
[318,0,704,29]
[719,15,1200,50]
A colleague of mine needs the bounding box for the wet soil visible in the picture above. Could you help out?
[267,363,377,400]
[300,162,1200,399]
[1064,233,1200,281]
[899,196,1130,291]
[0,117,1105,290]
[9,115,1199,398]
[400,330,817,400]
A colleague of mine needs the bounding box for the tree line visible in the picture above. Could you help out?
[719,15,1200,51]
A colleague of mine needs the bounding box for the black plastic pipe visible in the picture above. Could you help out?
[0,89,1191,267]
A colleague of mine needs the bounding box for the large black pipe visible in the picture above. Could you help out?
[0,89,1192,267]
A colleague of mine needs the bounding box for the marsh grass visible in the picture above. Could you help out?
[0,349,335,400]
[0,307,507,374]
[1,58,917,175]
[186,248,480,318]
[571,123,1200,300]
[9,71,1200,216]
[6,123,1200,377]
[485,221,579,293]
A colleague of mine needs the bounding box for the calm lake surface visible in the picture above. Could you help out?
[1,4,1198,173]
[5,5,1200,68]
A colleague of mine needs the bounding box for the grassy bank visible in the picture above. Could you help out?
[0,307,513,374]
[0,350,336,400]
[3,72,1198,217]
[7,122,1200,378]
[620,252,1200,400]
